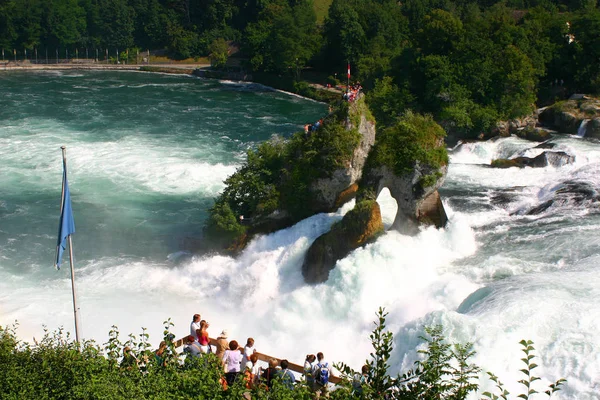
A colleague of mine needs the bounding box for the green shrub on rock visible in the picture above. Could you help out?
[368,111,448,178]
[205,100,363,244]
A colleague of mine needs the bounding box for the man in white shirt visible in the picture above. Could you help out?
[190,313,201,341]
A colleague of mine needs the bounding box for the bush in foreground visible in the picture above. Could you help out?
[0,311,565,399]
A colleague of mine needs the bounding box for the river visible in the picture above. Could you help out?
[0,70,598,398]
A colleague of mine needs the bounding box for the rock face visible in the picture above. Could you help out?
[491,151,575,168]
[302,200,383,284]
[309,101,376,211]
[417,190,448,227]
[361,162,448,234]
[538,98,600,135]
[586,118,600,139]
[490,114,538,139]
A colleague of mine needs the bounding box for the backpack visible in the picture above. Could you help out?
[315,362,329,386]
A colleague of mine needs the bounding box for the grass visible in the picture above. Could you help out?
[314,0,333,25]
[149,55,210,64]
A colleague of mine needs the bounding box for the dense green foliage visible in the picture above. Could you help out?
[204,100,362,244]
[1,0,599,136]
[0,309,566,399]
[368,111,448,177]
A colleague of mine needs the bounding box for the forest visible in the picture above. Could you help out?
[0,0,599,136]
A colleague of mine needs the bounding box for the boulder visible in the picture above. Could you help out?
[417,190,447,228]
[515,126,552,142]
[490,114,538,139]
[586,118,600,139]
[518,180,600,215]
[538,98,600,134]
[302,200,384,284]
[491,151,575,168]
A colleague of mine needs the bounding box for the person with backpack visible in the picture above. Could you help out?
[278,359,296,390]
[312,352,332,399]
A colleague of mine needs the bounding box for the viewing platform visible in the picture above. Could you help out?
[173,335,342,384]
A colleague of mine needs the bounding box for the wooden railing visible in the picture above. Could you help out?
[173,336,342,384]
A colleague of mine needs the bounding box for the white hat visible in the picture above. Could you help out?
[219,329,228,338]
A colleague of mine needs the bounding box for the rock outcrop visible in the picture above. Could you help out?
[206,98,449,284]
[538,98,600,135]
[517,180,600,215]
[301,112,449,283]
[490,151,575,168]
[302,200,383,284]
[360,163,447,233]
[309,100,376,211]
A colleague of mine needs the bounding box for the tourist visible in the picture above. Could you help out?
[243,352,260,389]
[190,313,201,341]
[262,358,279,389]
[120,346,139,370]
[199,320,211,353]
[215,329,230,362]
[312,352,332,398]
[223,340,243,385]
[249,353,261,387]
[279,359,296,390]
[304,354,316,391]
[352,364,370,396]
[154,341,167,367]
[183,335,202,358]
[241,337,256,368]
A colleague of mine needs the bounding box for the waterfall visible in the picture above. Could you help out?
[577,119,589,137]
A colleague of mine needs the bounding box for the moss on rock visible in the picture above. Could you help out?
[367,111,448,180]
[302,200,384,284]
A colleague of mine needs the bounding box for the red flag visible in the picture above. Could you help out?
[347,63,351,79]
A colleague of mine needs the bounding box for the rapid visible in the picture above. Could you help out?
[0,71,598,398]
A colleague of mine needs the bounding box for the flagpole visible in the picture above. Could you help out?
[347,60,350,92]
[60,146,81,343]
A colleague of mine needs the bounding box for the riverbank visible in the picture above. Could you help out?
[0,61,341,103]
[0,62,209,73]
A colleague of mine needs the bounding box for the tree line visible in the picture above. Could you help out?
[0,0,599,136]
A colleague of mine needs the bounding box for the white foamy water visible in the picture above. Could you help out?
[1,72,599,399]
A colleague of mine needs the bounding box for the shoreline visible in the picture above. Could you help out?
[0,62,210,73]
[1,62,338,103]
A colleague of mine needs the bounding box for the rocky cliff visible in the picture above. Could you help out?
[301,111,449,283]
[308,98,377,212]
[205,98,449,283]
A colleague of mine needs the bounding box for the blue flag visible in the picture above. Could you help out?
[56,169,75,269]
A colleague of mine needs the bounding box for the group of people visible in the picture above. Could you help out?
[182,313,339,397]
[304,118,324,135]
[343,83,362,102]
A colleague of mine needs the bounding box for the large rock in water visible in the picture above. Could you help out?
[491,151,575,168]
[586,118,600,139]
[538,98,600,134]
[302,200,383,284]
